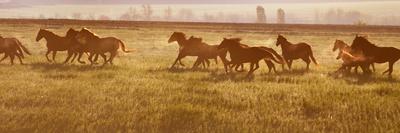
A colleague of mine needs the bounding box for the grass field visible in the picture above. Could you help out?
[0,19,400,132]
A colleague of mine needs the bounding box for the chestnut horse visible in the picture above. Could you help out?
[64,28,105,64]
[221,39,285,73]
[218,38,284,77]
[276,35,318,70]
[351,35,400,76]
[36,29,73,62]
[75,28,131,65]
[0,36,31,64]
[333,39,374,73]
[168,32,217,68]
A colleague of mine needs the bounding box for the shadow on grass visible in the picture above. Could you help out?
[328,71,398,85]
[27,62,120,72]
[147,67,221,74]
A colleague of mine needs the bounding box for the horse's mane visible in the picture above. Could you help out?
[81,28,100,39]
[40,29,58,37]
[188,36,202,44]
[227,38,242,43]
[278,34,286,40]
[357,36,376,47]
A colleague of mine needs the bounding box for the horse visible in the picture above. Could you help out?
[75,28,131,65]
[218,38,284,77]
[185,36,231,70]
[276,34,318,70]
[220,39,284,73]
[0,36,31,65]
[333,39,374,73]
[64,28,105,64]
[351,35,400,76]
[36,29,73,62]
[168,32,218,69]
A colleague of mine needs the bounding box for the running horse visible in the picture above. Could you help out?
[276,34,318,70]
[36,29,72,62]
[333,39,374,73]
[351,35,400,76]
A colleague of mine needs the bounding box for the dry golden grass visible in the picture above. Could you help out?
[0,19,399,132]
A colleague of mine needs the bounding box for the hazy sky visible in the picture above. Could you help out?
[2,0,394,4]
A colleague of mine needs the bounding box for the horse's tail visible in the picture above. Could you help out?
[16,39,31,58]
[118,39,132,53]
[19,42,32,55]
[308,46,319,66]
[263,47,286,64]
[263,50,283,64]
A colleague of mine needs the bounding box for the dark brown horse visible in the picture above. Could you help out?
[218,38,284,77]
[75,28,131,65]
[0,36,31,64]
[221,39,285,73]
[64,28,105,64]
[168,32,217,68]
[351,35,400,76]
[276,35,318,70]
[36,29,72,62]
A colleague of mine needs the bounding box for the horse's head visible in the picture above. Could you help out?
[333,39,343,52]
[36,29,45,42]
[168,32,185,43]
[66,28,79,39]
[276,34,287,46]
[351,35,372,51]
[218,38,241,50]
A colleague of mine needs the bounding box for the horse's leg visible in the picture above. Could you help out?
[0,54,8,63]
[287,59,293,70]
[88,53,95,65]
[383,62,395,76]
[354,66,359,74]
[52,51,57,63]
[70,52,78,63]
[192,57,202,69]
[45,50,52,62]
[64,50,74,64]
[16,53,24,65]
[302,57,311,70]
[107,52,117,65]
[77,52,86,64]
[265,60,276,73]
[170,53,185,69]
[9,53,15,65]
[205,59,210,68]
[100,54,107,63]
[371,63,376,72]
[178,59,185,67]
[246,63,255,77]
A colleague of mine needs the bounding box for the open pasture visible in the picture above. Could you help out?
[0,19,400,132]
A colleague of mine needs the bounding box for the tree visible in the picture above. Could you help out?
[178,8,194,21]
[72,12,82,20]
[203,13,215,22]
[164,6,172,21]
[38,14,46,19]
[120,7,139,21]
[142,4,153,20]
[98,15,111,20]
[277,8,285,24]
[256,6,266,23]
[87,13,96,20]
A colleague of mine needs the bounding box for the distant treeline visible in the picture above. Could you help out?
[31,5,399,26]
